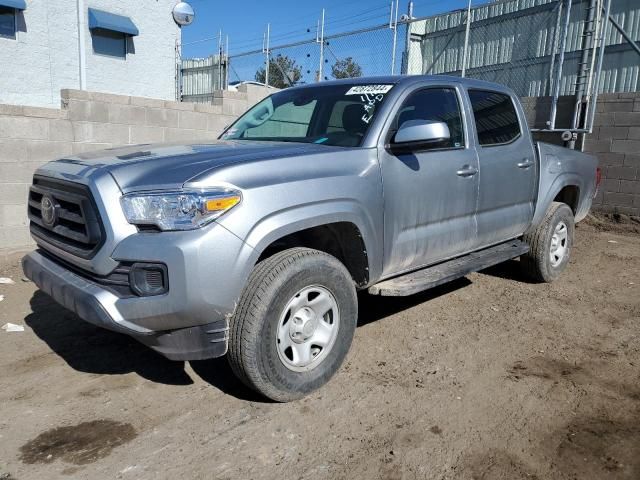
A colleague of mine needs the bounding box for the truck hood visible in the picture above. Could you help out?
[44,140,343,193]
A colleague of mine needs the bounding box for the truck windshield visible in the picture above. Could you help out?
[220,83,395,147]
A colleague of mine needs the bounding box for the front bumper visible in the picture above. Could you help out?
[22,251,228,360]
[22,250,229,360]
[22,216,256,360]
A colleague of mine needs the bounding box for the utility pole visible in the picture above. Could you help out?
[263,23,270,88]
[401,1,414,74]
[390,0,400,75]
[225,34,229,90]
[217,29,223,90]
[317,9,325,82]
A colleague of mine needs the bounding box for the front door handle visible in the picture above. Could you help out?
[517,159,534,169]
[456,165,478,177]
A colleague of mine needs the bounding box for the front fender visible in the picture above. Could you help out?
[233,199,383,283]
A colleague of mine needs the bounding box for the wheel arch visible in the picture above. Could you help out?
[531,174,585,230]
[236,200,382,287]
[256,221,370,287]
[553,185,580,214]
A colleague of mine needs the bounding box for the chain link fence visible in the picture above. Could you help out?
[181,0,615,132]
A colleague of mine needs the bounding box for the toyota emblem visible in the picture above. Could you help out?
[41,195,57,227]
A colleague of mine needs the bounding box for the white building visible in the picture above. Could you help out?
[0,0,182,107]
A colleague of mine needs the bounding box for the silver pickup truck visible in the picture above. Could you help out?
[22,76,600,401]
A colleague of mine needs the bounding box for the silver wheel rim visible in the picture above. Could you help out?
[276,285,340,372]
[549,221,568,267]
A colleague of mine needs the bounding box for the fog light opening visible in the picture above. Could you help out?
[129,263,168,296]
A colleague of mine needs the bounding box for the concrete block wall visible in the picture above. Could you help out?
[522,93,640,217]
[0,84,270,251]
[584,93,640,216]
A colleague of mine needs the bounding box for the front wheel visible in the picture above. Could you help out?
[228,248,358,402]
[521,201,575,282]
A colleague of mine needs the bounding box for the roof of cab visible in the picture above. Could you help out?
[286,74,514,95]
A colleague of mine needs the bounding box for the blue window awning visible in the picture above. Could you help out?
[0,0,27,10]
[88,8,139,36]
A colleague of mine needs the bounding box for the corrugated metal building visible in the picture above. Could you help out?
[180,55,227,103]
[406,0,639,97]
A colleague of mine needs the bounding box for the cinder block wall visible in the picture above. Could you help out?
[523,92,640,217]
[0,85,270,251]
[583,93,640,216]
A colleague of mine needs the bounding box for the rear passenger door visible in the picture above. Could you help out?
[468,89,537,247]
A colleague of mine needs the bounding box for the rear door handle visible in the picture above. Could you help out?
[456,165,478,177]
[517,159,534,169]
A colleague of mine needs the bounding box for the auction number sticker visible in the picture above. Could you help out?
[345,84,393,96]
[346,85,393,124]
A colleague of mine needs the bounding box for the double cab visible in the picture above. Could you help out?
[23,76,599,401]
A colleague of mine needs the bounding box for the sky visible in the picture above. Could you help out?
[181,0,490,83]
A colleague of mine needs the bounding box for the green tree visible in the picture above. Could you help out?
[255,54,302,88]
[331,57,363,79]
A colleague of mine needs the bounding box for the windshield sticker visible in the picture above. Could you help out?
[359,93,386,124]
[345,84,393,96]
[314,137,329,144]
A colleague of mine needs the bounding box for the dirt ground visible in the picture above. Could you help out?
[1,219,638,480]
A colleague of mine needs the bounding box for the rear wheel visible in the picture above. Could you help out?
[228,248,357,402]
[522,201,574,282]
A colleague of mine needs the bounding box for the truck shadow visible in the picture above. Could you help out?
[25,291,194,386]
[357,277,471,327]
[478,258,535,283]
[25,278,472,401]
[23,291,283,401]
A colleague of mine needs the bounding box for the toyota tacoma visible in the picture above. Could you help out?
[22,76,600,401]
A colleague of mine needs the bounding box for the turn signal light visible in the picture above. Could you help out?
[205,195,241,212]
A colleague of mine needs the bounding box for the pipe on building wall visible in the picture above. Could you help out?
[608,13,640,57]
[76,0,86,90]
[461,0,472,77]
[571,0,598,135]
[584,0,613,135]
[549,0,573,130]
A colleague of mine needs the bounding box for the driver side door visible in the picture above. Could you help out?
[378,85,480,277]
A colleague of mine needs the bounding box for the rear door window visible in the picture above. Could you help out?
[468,90,521,146]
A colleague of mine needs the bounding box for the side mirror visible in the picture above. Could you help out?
[392,120,450,149]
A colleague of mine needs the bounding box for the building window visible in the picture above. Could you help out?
[92,29,127,58]
[0,7,16,39]
[88,8,138,59]
[468,90,521,146]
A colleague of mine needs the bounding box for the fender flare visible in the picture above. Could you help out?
[531,173,585,228]
[232,199,382,285]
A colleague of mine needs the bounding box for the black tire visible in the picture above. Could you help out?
[522,201,575,282]
[228,248,358,402]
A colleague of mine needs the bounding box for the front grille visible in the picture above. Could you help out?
[28,176,105,259]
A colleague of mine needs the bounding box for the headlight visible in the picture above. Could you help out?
[120,188,241,231]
